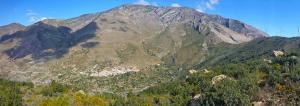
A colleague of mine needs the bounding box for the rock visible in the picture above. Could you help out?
[202,69,210,73]
[212,74,229,85]
[252,101,264,106]
[189,69,197,74]
[273,50,284,57]
[291,56,297,59]
[263,59,272,63]
[193,94,201,99]
[77,90,86,95]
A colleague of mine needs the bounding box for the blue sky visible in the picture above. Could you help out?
[1,0,299,37]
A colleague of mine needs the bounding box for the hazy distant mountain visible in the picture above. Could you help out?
[0,23,25,37]
[0,5,272,92]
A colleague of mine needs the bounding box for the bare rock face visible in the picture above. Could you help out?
[108,5,268,44]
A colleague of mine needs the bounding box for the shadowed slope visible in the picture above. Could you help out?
[2,22,99,60]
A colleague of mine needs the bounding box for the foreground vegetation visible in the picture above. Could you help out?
[1,53,300,106]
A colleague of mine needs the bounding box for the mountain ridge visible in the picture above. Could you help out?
[0,5,273,93]
[37,4,268,42]
[0,23,25,37]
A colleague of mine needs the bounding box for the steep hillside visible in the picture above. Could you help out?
[195,37,300,69]
[2,45,300,105]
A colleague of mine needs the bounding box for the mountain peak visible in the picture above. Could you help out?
[0,23,25,37]
[0,23,24,28]
[119,4,193,9]
[106,4,267,41]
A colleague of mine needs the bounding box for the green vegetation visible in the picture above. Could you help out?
[40,81,69,96]
[143,8,153,13]
[0,49,300,106]
[0,79,33,106]
[116,43,137,63]
[194,37,300,69]
[1,52,300,106]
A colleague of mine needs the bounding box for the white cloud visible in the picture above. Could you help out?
[26,10,50,23]
[196,9,204,12]
[171,3,181,7]
[26,10,39,22]
[134,0,150,5]
[209,0,220,5]
[151,2,158,6]
[206,2,213,9]
[134,0,158,6]
[26,10,38,16]
[207,0,220,9]
[40,17,48,21]
[196,3,206,12]
[196,0,221,13]
[28,17,36,22]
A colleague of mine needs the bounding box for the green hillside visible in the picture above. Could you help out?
[2,37,300,105]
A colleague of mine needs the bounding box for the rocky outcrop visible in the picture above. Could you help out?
[112,5,267,43]
[273,50,284,57]
[212,74,231,85]
[252,101,264,106]
[189,69,197,74]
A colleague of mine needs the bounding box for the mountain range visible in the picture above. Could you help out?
[0,5,299,94]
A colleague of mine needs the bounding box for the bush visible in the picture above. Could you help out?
[74,93,107,106]
[0,79,33,106]
[41,80,68,96]
[191,79,251,106]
